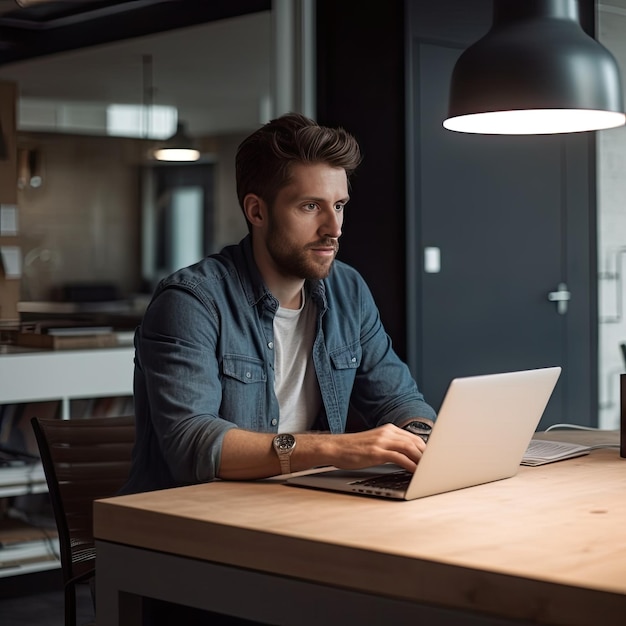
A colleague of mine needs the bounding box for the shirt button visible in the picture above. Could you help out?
[245,371,252,379]
[271,418,278,426]
[268,342,274,350]
[351,357,356,363]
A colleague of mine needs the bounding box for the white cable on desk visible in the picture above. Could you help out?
[545,423,601,431]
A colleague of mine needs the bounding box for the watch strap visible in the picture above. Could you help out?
[278,454,292,475]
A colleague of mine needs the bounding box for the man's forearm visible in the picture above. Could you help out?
[217,428,338,480]
[217,423,429,480]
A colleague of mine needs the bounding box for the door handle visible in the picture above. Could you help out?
[548,282,571,314]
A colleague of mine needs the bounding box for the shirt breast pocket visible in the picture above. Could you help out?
[221,355,267,422]
[328,344,362,412]
[329,344,362,374]
[222,354,267,384]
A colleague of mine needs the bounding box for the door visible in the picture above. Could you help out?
[142,162,215,288]
[406,40,597,429]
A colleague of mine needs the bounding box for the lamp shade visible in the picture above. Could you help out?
[153,121,200,161]
[444,0,626,134]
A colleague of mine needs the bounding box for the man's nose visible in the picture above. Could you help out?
[321,208,342,238]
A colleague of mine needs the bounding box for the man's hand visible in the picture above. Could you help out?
[308,423,428,473]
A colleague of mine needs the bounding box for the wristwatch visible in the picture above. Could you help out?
[273,433,297,474]
[402,420,432,443]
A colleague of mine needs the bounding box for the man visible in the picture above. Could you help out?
[122,113,435,494]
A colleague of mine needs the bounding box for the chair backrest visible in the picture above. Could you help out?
[31,415,135,585]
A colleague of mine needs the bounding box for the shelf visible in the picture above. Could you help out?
[0,517,60,578]
[0,556,60,578]
[0,345,135,582]
[0,482,47,499]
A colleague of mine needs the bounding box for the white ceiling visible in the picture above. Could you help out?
[0,9,272,135]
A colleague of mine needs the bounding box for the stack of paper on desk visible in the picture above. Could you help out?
[522,439,591,466]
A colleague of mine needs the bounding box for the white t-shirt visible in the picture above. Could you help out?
[273,289,321,433]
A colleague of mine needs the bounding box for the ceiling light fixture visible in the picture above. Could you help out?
[444,0,626,135]
[140,54,200,162]
[153,121,200,162]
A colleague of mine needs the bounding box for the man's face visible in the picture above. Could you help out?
[264,162,349,281]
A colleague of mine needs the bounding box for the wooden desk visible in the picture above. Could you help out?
[94,435,626,626]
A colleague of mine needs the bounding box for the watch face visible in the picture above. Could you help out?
[404,421,432,433]
[274,433,296,452]
[403,421,432,442]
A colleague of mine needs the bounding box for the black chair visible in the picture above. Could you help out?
[31,415,135,626]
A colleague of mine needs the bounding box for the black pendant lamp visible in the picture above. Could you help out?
[444,0,626,135]
[153,121,200,162]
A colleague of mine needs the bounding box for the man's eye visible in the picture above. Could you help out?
[335,203,345,212]
[305,203,318,211]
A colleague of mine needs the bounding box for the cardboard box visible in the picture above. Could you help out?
[0,235,22,324]
[0,275,20,324]
[0,82,17,206]
[0,80,19,323]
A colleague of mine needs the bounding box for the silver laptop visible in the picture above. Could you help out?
[287,367,561,500]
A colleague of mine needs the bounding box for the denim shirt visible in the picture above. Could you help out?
[122,236,436,493]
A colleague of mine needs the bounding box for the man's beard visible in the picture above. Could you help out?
[266,221,339,281]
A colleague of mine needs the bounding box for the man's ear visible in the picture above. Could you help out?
[243,194,266,228]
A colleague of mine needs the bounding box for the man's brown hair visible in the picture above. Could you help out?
[235,113,362,220]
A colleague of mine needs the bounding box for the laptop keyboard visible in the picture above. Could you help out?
[352,469,412,491]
